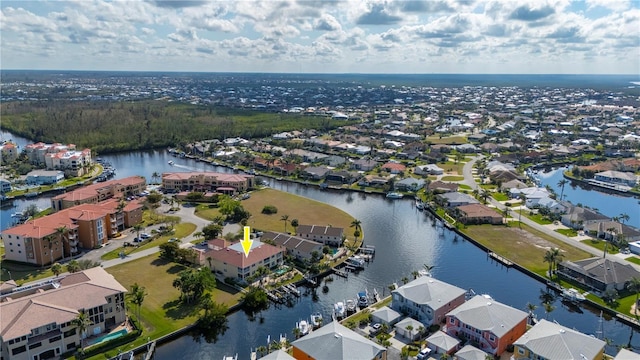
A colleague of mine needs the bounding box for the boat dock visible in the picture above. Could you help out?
[333,268,349,278]
[488,252,513,267]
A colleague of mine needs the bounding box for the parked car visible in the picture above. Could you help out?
[416,348,432,360]
[133,237,142,243]
[168,238,179,243]
[369,323,382,335]
[140,233,151,239]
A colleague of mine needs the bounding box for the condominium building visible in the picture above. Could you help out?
[161,171,255,194]
[51,176,146,211]
[0,267,127,360]
[2,200,142,266]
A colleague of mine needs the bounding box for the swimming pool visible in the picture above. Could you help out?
[94,329,128,345]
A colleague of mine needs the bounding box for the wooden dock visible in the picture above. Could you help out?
[488,252,513,267]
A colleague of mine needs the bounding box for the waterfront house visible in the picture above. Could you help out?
[561,205,610,229]
[425,331,461,356]
[594,170,638,187]
[259,349,296,360]
[261,232,323,261]
[51,176,146,211]
[428,181,458,193]
[291,321,386,360]
[437,192,479,208]
[0,141,19,162]
[326,170,359,184]
[391,276,466,327]
[585,221,640,242]
[454,204,503,225]
[394,177,425,192]
[25,170,65,185]
[296,225,344,247]
[0,267,127,360]
[556,257,640,293]
[301,166,331,181]
[358,175,391,188]
[1,179,12,193]
[445,295,528,356]
[199,239,284,283]
[512,319,605,360]
[370,306,402,327]
[615,348,640,359]
[454,345,489,360]
[161,172,254,194]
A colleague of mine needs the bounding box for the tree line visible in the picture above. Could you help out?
[0,100,343,154]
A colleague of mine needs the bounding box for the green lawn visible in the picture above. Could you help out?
[524,213,554,225]
[426,135,467,145]
[491,192,509,201]
[436,162,464,176]
[225,188,356,238]
[555,228,578,237]
[0,260,55,284]
[458,184,472,190]
[462,223,591,275]
[626,256,640,266]
[102,255,242,359]
[581,239,619,255]
[441,175,464,182]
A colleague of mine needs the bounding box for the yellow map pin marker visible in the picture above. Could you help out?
[240,226,253,257]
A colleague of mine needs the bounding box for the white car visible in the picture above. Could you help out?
[416,348,432,360]
[140,233,151,239]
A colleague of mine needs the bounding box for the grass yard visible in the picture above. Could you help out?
[491,192,509,201]
[462,223,591,275]
[524,213,554,225]
[102,255,242,358]
[232,188,356,237]
[626,256,640,266]
[582,238,619,255]
[555,228,578,237]
[441,176,464,182]
[0,260,55,284]
[458,184,472,190]
[194,203,221,220]
[436,161,464,176]
[426,135,467,145]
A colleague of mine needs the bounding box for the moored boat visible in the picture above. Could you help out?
[296,319,311,337]
[386,192,403,199]
[310,313,323,329]
[561,288,586,303]
[345,299,357,314]
[334,301,346,319]
[346,256,365,269]
[357,290,369,308]
[168,160,174,165]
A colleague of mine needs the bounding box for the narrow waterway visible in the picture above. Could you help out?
[1,131,638,357]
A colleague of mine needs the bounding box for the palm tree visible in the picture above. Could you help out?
[51,263,63,277]
[557,179,569,200]
[350,219,362,234]
[290,218,299,234]
[55,225,69,260]
[132,223,144,240]
[543,302,555,320]
[479,189,490,204]
[627,277,640,319]
[550,248,564,272]
[518,193,526,229]
[151,171,161,185]
[411,270,420,279]
[543,250,555,279]
[129,283,147,320]
[526,302,537,325]
[619,213,630,225]
[280,214,290,233]
[72,311,93,353]
[43,234,57,266]
[66,260,80,273]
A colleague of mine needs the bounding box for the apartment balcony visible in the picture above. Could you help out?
[69,239,79,247]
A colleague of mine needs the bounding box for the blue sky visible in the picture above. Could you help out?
[1,0,639,74]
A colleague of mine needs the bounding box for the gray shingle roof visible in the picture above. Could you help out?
[455,344,489,360]
[259,349,296,360]
[291,321,385,360]
[446,295,528,338]
[393,276,467,311]
[514,319,605,360]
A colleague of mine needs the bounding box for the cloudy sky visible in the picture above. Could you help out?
[1,0,639,74]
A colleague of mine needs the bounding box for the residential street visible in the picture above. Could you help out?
[458,156,639,268]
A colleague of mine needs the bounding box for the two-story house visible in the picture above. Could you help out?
[445,295,528,356]
[513,319,605,360]
[391,276,466,327]
[296,225,344,247]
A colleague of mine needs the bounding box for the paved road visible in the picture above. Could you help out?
[457,157,639,268]
[79,199,241,269]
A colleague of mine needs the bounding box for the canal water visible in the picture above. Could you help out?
[1,131,638,357]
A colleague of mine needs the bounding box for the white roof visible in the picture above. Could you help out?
[446,295,528,338]
[393,276,466,311]
[514,319,605,360]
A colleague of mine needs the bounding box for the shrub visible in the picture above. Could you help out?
[261,205,278,214]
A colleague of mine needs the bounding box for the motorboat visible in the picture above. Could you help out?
[561,288,586,303]
[334,301,346,319]
[310,313,323,329]
[357,291,369,308]
[345,299,357,314]
[296,319,311,337]
[386,192,403,199]
[168,160,174,165]
[416,201,424,210]
[346,256,365,269]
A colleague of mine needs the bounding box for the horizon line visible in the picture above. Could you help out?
[2,69,639,77]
